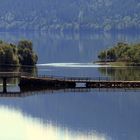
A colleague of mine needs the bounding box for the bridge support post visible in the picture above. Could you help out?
[3,78,7,93]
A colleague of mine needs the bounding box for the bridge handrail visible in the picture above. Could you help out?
[21,74,140,81]
[0,72,140,81]
[36,74,113,81]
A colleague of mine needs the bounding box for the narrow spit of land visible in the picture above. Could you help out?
[98,42,140,66]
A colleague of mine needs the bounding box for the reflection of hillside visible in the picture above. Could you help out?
[99,67,140,81]
[0,91,140,140]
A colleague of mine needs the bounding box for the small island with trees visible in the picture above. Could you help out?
[98,42,140,66]
[0,40,38,66]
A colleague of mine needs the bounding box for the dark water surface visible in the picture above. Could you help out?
[0,31,140,140]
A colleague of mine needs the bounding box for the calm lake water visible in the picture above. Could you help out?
[0,31,140,140]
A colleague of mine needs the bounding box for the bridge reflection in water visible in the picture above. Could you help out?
[0,88,139,98]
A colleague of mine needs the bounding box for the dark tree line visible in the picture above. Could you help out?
[98,42,140,64]
[0,40,38,66]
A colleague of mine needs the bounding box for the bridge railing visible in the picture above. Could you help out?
[23,74,140,82]
[35,74,113,82]
[65,76,114,82]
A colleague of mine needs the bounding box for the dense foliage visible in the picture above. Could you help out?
[0,42,19,65]
[0,40,38,66]
[0,0,139,31]
[98,42,140,64]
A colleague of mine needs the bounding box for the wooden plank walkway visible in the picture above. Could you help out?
[20,75,140,89]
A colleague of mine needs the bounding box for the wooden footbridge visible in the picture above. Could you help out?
[0,72,140,93]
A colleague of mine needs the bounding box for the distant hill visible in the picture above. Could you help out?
[0,0,140,31]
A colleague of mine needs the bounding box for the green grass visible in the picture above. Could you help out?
[109,62,128,66]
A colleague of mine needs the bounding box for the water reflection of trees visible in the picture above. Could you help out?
[0,66,37,85]
[20,66,38,77]
[99,67,140,81]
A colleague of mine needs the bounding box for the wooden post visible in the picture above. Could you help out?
[3,77,7,93]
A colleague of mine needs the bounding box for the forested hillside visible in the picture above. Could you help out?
[0,0,140,31]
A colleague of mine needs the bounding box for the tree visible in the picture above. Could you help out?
[107,48,117,61]
[98,42,140,65]
[18,40,38,65]
[0,40,38,66]
[0,42,19,65]
[18,40,33,51]
[98,51,106,61]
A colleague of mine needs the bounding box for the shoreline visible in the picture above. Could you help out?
[94,61,140,67]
